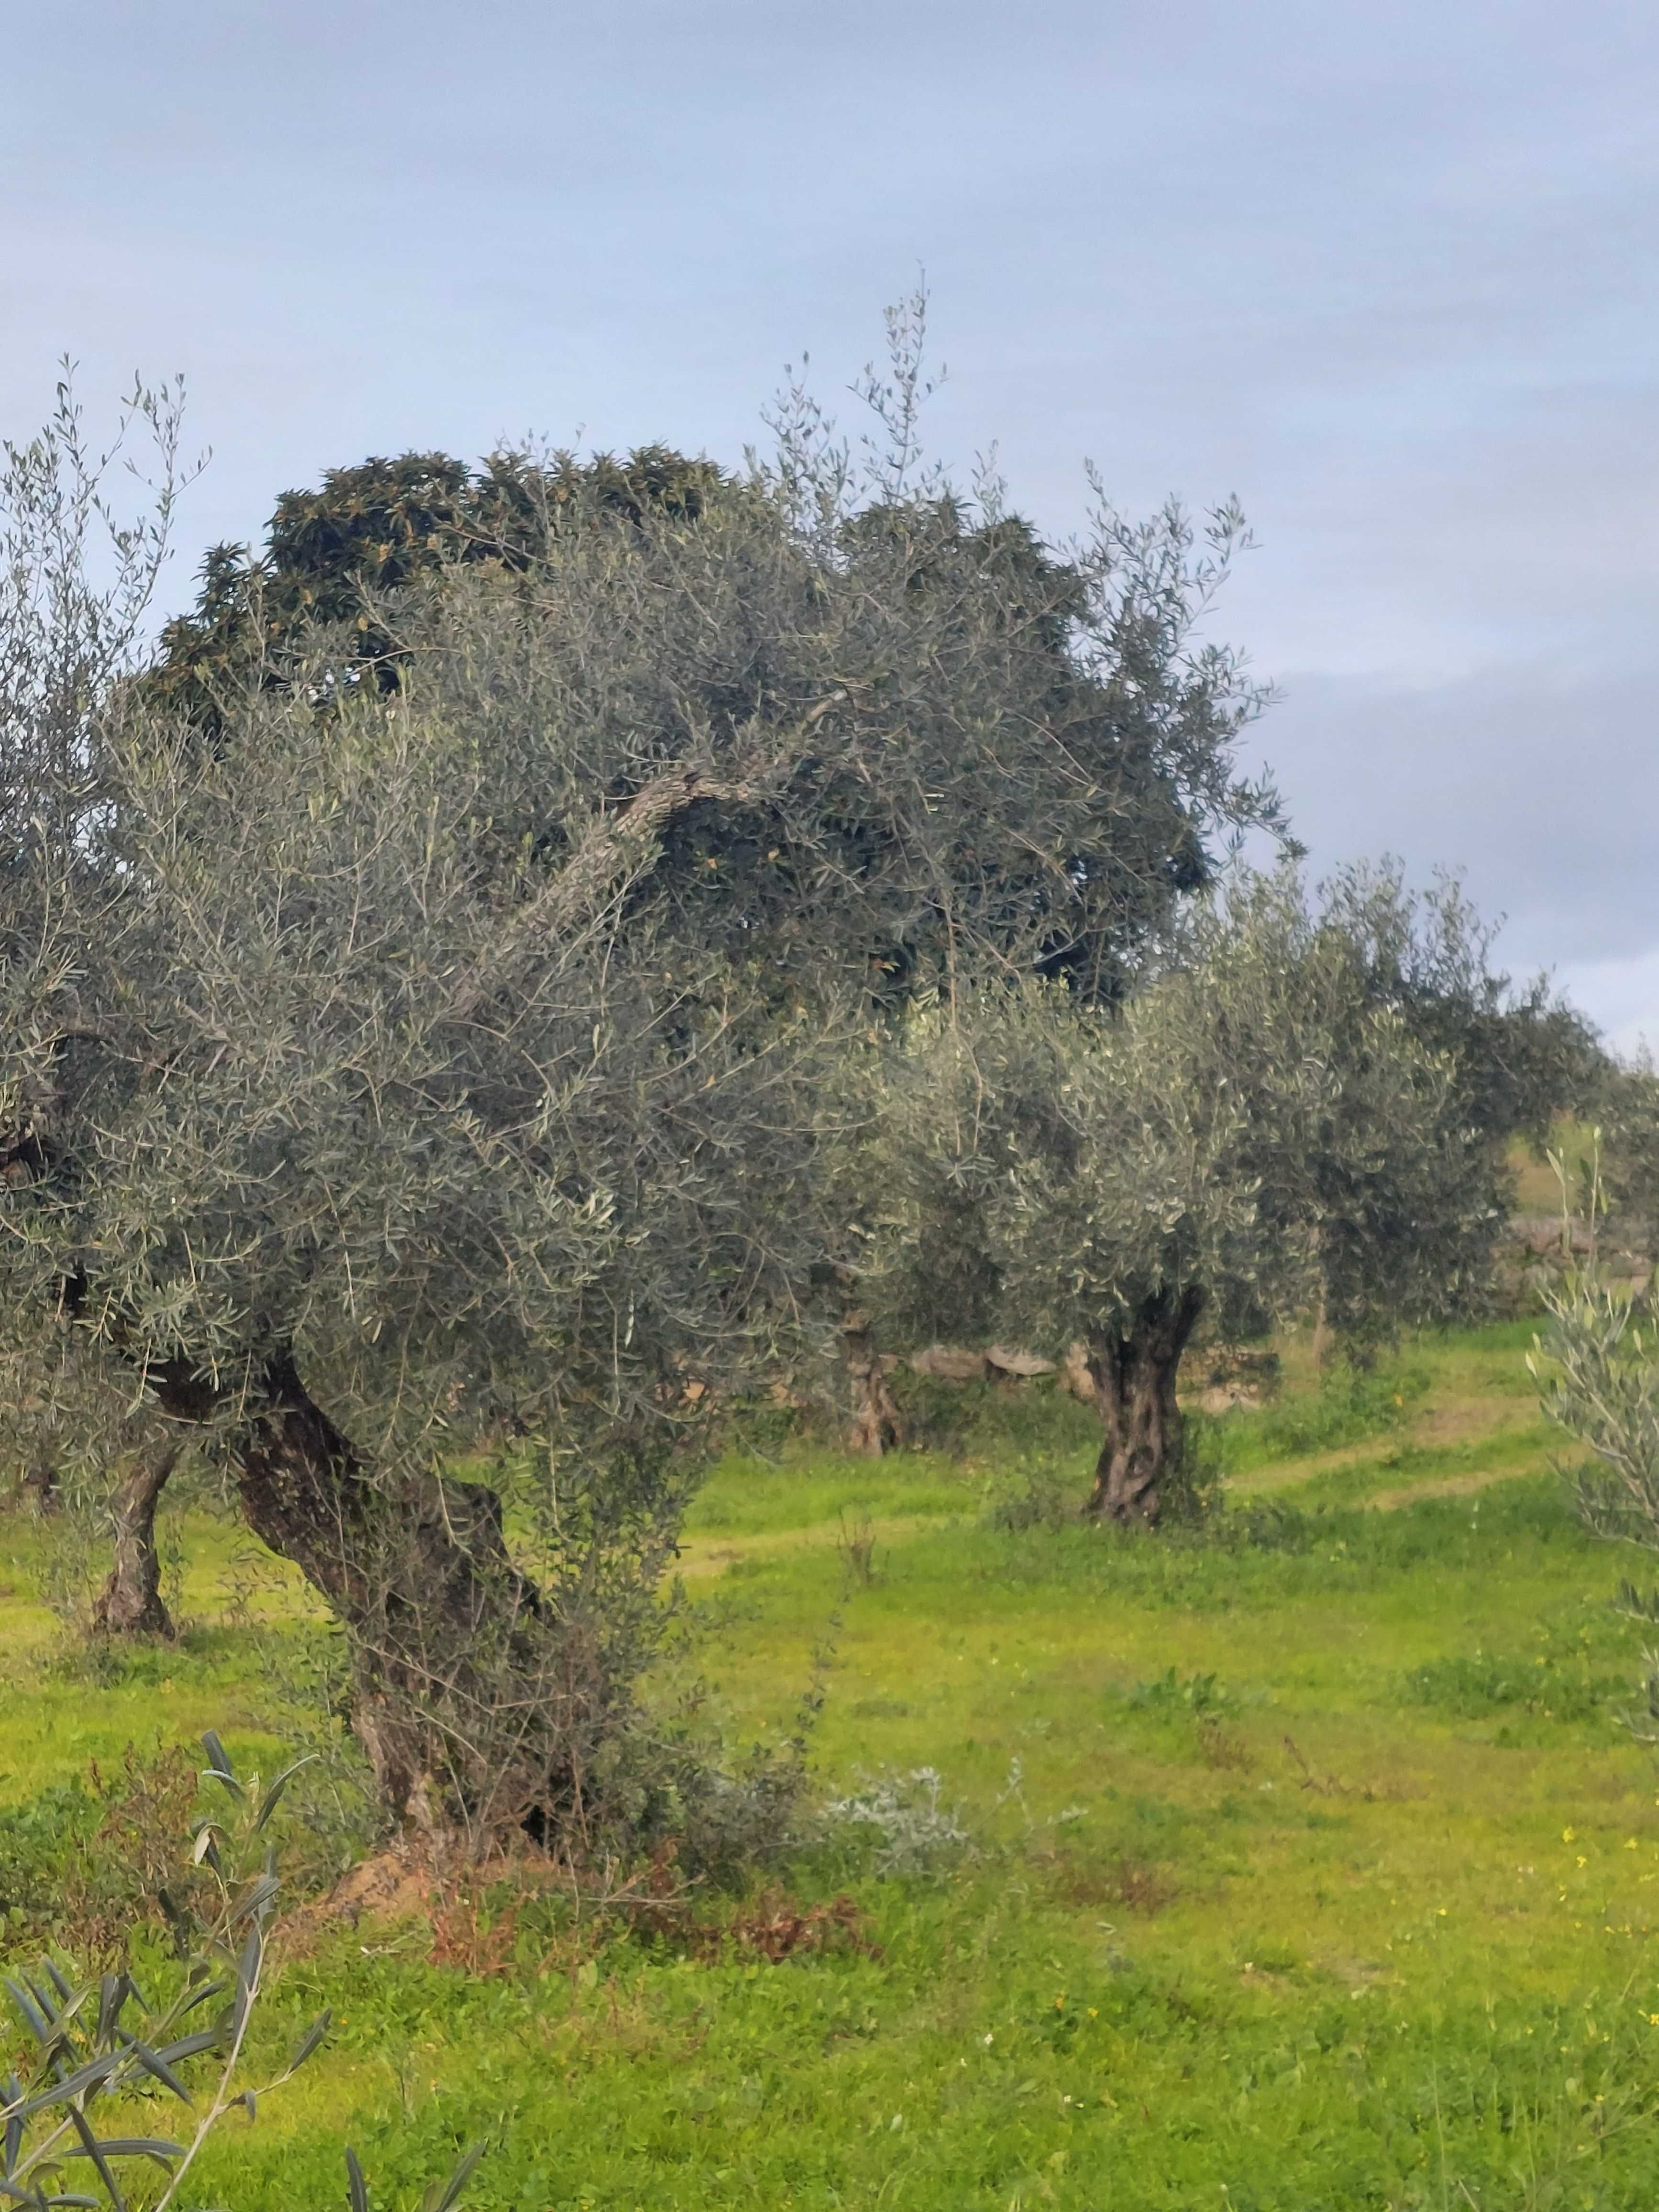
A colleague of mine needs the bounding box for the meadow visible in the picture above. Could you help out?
[4,1320,1659,2212]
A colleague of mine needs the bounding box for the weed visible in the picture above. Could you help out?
[0,1780,96,1928]
[989,1454,1077,1531]
[836,1509,880,1588]
[0,1743,215,1959]
[1127,1666,1235,1716]
[427,1874,534,1978]
[1403,1649,1624,1723]
[821,1766,973,1876]
[1194,1717,1253,1771]
[1109,1857,1178,1914]
[709,1887,879,1964]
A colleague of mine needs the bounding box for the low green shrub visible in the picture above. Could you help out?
[1402,1648,1626,1723]
[1125,1666,1236,1717]
[0,1779,97,1925]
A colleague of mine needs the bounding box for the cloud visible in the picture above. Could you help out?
[0,0,1652,1038]
[1555,947,1659,1061]
[1254,657,1659,1006]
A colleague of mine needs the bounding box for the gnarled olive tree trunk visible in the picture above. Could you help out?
[843,1312,904,1457]
[1085,1287,1207,1525]
[151,1354,559,1847]
[92,1441,182,1637]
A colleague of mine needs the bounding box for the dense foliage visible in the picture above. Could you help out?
[0,323,1283,1846]
[141,444,723,735]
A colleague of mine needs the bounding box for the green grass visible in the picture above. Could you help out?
[1195,1352,1434,1476]
[6,1324,1659,2209]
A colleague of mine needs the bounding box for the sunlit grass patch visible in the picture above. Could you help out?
[1199,1352,1432,1476]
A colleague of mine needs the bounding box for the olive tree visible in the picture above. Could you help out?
[0,317,1283,1837]
[855,872,1506,1522]
[1572,1059,1659,1260]
[1,594,830,1843]
[1531,1277,1659,1740]
[1534,1280,1659,1550]
[1322,861,1603,1155]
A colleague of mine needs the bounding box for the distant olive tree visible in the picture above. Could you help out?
[853,872,1507,1523]
[1320,859,1604,1154]
[1534,1277,1659,1552]
[141,442,725,737]
[147,289,1284,1016]
[0,310,1286,1846]
[1574,1057,1659,1260]
[1532,1275,1659,1741]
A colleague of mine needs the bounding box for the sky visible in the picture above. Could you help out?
[4,0,1654,1045]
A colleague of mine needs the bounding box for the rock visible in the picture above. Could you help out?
[1058,1342,1095,1401]
[1198,1384,1252,1415]
[985,1345,1056,1378]
[908,1344,990,1382]
[1510,1215,1594,1258]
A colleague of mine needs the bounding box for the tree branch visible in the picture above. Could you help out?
[444,695,845,1027]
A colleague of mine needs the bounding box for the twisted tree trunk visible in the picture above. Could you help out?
[1085,1287,1207,1525]
[842,1312,904,1457]
[92,1442,182,1637]
[149,1352,553,1844]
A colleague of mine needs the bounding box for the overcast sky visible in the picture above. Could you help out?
[4,1,1654,1043]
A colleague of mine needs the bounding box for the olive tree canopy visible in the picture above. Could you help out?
[144,293,1284,1008]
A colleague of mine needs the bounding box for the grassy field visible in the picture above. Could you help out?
[5,1321,1659,2211]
